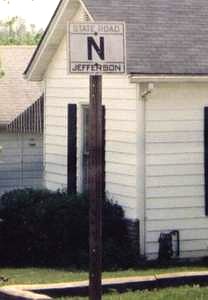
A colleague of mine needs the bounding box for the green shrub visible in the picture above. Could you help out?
[0,189,137,269]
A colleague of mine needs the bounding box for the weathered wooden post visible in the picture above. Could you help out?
[69,22,126,300]
[88,75,103,300]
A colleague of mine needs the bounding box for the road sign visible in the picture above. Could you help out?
[68,23,126,74]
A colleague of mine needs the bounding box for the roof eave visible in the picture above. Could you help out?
[8,95,44,134]
[130,74,208,83]
[24,0,82,81]
[79,0,94,21]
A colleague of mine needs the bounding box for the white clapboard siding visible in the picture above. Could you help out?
[146,186,204,199]
[146,142,203,154]
[106,131,136,143]
[46,86,136,100]
[147,196,204,209]
[146,240,208,256]
[146,175,204,187]
[46,106,67,117]
[45,144,67,156]
[106,141,136,154]
[106,173,136,187]
[106,163,137,176]
[106,110,136,121]
[47,96,136,110]
[146,83,208,107]
[147,153,203,165]
[45,135,67,146]
[45,153,67,166]
[146,109,202,121]
[104,100,136,110]
[45,126,67,137]
[146,131,203,144]
[106,183,137,198]
[147,164,203,177]
[46,87,89,99]
[146,207,205,221]
[105,152,136,165]
[106,120,136,132]
[46,116,67,127]
[106,193,137,208]
[0,133,43,194]
[47,77,136,90]
[45,163,67,176]
[46,181,64,191]
[147,218,208,232]
[147,228,208,243]
[146,120,202,132]
[145,82,208,259]
[44,35,137,219]
[45,172,67,185]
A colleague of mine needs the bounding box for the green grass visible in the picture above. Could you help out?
[0,268,87,286]
[0,267,208,299]
[55,286,208,300]
[0,265,207,286]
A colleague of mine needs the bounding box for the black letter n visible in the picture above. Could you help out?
[87,37,105,60]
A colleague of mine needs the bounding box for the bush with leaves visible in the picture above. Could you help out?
[0,189,138,269]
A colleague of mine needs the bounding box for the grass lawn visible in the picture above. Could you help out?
[55,286,208,300]
[0,265,207,286]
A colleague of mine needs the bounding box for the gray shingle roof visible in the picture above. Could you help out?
[84,0,208,74]
[0,46,42,125]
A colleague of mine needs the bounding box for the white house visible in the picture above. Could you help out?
[0,46,43,194]
[24,0,208,260]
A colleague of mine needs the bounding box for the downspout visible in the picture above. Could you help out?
[136,82,154,258]
[136,83,145,256]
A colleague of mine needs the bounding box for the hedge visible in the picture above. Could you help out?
[0,189,138,269]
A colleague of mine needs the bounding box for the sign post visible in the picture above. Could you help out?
[88,74,103,300]
[69,22,126,300]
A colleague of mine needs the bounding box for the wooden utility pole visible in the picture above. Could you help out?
[69,22,125,300]
[89,75,103,300]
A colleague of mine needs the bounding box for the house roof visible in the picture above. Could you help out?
[0,46,42,126]
[24,0,208,80]
[8,95,44,134]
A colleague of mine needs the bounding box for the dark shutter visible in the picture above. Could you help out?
[102,105,106,198]
[204,107,208,215]
[67,104,77,194]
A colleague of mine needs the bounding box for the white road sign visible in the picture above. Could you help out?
[68,23,126,74]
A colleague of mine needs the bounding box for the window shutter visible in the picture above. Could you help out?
[102,105,106,198]
[67,104,77,194]
[204,107,208,215]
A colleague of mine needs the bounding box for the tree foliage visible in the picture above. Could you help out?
[2,0,35,3]
[0,53,5,78]
[0,16,43,45]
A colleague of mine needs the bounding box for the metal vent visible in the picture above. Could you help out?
[79,7,90,22]
[83,11,90,22]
